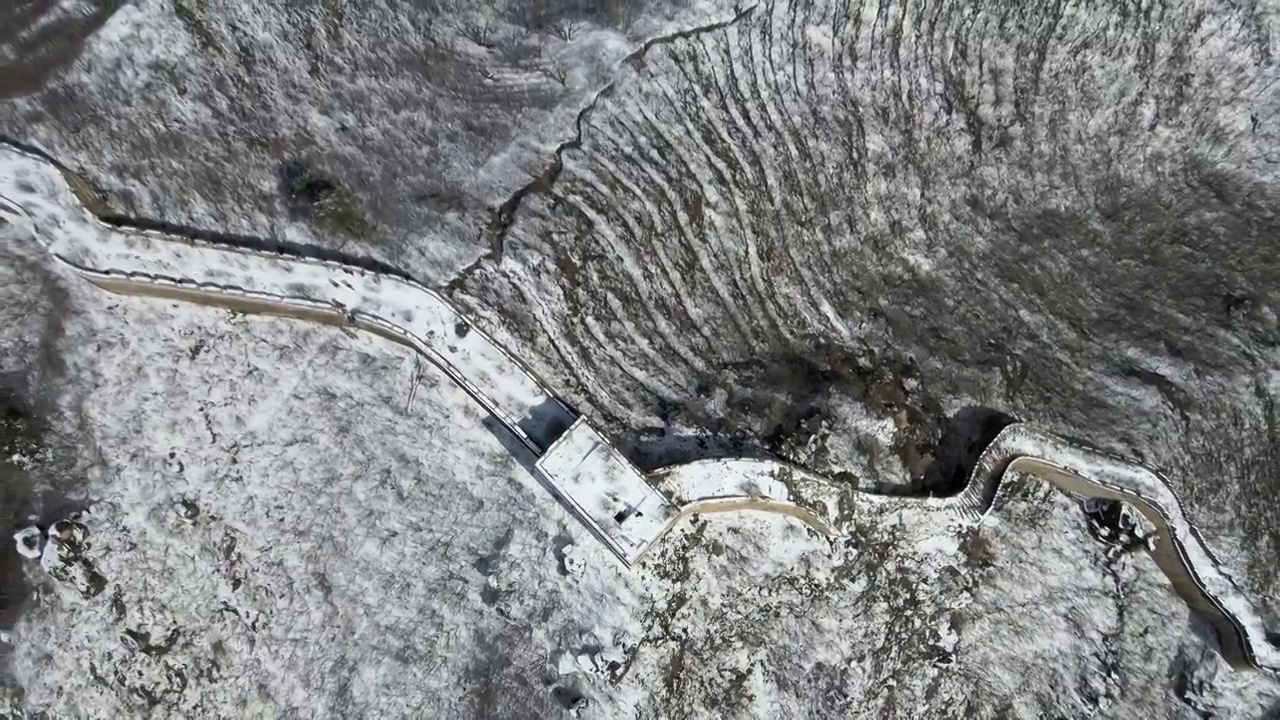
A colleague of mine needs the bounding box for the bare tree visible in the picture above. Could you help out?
[459,19,494,49]
[548,19,581,42]
[538,62,568,86]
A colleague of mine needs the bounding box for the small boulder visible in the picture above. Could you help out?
[41,519,105,598]
[13,526,43,560]
[47,520,88,551]
[176,499,200,523]
[1082,498,1150,552]
[561,544,586,577]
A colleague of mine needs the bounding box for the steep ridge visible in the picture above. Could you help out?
[469,4,761,269]
[2,142,1277,672]
[448,0,1279,486]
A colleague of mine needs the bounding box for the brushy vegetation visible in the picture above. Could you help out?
[0,386,42,461]
[62,169,111,217]
[278,161,376,242]
[0,386,40,635]
[172,0,218,53]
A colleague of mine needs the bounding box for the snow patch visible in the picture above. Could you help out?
[13,526,43,560]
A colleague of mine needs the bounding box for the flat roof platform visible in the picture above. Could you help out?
[535,418,675,565]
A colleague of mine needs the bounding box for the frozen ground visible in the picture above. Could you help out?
[3,0,1280,716]
[2,186,1279,717]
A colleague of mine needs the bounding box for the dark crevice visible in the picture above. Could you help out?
[921,406,1018,496]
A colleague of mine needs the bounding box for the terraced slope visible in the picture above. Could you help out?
[448,0,1280,617]
[4,141,1277,672]
[464,0,1278,435]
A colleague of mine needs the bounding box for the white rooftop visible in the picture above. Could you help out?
[535,418,675,565]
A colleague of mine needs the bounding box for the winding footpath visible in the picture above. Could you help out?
[1,143,1277,673]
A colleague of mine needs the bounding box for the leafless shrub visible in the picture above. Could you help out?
[606,1,644,31]
[548,19,581,42]
[959,528,995,570]
[459,19,494,49]
[497,34,542,68]
[539,62,568,86]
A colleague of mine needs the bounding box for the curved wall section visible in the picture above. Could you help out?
[1,142,1275,672]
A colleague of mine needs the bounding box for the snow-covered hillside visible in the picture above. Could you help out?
[2,0,1280,716]
[2,201,1278,716]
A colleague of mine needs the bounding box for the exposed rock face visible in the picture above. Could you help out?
[40,519,105,600]
[1083,498,1152,553]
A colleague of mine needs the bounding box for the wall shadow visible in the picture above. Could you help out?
[518,397,576,454]
[481,415,541,475]
[0,135,425,286]
[618,406,1021,492]
[0,133,66,169]
[619,430,779,472]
